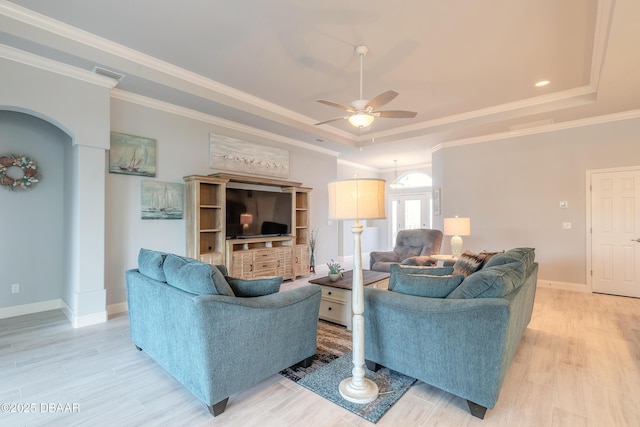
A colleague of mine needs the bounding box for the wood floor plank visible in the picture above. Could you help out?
[0,287,639,426]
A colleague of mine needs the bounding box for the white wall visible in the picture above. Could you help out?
[107,98,339,305]
[432,117,640,287]
[0,112,67,308]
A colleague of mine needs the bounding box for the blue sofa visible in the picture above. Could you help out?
[364,248,537,419]
[125,249,322,416]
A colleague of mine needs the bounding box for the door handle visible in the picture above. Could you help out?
[632,238,640,243]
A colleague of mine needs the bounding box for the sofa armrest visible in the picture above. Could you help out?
[370,250,399,269]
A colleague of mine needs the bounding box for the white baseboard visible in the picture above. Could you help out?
[107,301,128,316]
[61,301,108,328]
[537,280,589,293]
[0,299,63,320]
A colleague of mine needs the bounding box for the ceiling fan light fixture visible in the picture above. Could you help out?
[348,112,375,128]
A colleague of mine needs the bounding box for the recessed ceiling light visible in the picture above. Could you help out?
[535,80,550,87]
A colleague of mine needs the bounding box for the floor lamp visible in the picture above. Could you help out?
[328,178,386,404]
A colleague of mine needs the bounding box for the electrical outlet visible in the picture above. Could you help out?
[562,222,572,230]
[11,283,20,293]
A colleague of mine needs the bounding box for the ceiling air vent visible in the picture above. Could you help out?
[92,66,125,83]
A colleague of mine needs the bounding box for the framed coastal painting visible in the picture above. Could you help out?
[209,133,289,178]
[109,132,156,177]
[141,181,183,220]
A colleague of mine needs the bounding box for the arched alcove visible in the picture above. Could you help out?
[1,54,113,327]
[0,111,69,310]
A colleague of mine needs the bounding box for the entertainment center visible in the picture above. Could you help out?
[183,173,311,280]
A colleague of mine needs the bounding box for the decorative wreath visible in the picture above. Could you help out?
[0,154,40,191]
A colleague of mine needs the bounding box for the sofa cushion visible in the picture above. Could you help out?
[389,264,454,289]
[226,276,282,297]
[452,251,486,277]
[392,273,464,298]
[484,247,535,270]
[163,254,235,296]
[447,259,526,299]
[138,248,167,282]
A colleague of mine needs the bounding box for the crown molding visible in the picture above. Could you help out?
[357,85,597,145]
[590,0,615,89]
[432,109,640,152]
[0,1,356,145]
[336,158,380,172]
[111,89,340,157]
[0,43,117,88]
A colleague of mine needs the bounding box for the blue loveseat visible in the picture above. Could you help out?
[125,249,322,416]
[364,247,537,419]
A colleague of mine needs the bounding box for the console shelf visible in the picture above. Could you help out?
[184,173,312,279]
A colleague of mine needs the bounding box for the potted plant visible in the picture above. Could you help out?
[326,259,344,281]
[309,229,318,273]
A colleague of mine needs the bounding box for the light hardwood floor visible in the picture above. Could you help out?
[1,286,639,427]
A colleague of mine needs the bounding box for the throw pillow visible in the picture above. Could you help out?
[225,276,282,297]
[479,250,503,267]
[137,248,167,282]
[452,251,486,277]
[163,254,235,296]
[392,273,464,298]
[447,259,526,299]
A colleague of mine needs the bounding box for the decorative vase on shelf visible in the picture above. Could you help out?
[328,273,340,282]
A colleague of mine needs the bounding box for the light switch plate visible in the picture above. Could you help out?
[562,222,572,229]
[559,201,568,208]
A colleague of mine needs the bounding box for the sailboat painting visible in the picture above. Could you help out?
[141,181,183,220]
[109,132,156,177]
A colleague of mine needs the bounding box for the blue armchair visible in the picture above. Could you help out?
[126,249,321,416]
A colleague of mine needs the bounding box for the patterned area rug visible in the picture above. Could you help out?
[279,321,416,424]
[279,320,352,382]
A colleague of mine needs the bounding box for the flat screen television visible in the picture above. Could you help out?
[225,188,292,239]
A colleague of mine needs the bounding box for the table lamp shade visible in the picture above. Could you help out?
[444,217,471,236]
[328,179,386,220]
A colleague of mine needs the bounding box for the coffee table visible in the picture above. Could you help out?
[309,270,390,330]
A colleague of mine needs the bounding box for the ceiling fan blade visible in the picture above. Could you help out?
[375,110,417,118]
[314,116,347,126]
[317,100,354,112]
[366,90,399,109]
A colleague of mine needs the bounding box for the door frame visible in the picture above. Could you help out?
[389,192,431,249]
[586,165,640,294]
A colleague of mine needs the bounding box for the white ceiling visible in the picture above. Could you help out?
[1,0,639,170]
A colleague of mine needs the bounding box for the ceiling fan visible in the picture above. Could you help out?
[315,45,417,128]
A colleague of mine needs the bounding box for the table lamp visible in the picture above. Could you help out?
[328,178,386,403]
[444,216,470,259]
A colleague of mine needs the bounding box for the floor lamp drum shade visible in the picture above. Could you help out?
[328,178,386,220]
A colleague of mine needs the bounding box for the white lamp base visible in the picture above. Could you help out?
[451,235,463,259]
[339,377,379,404]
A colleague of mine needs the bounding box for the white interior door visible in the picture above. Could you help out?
[390,194,430,247]
[590,168,640,297]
